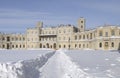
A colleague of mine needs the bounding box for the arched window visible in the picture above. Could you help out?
[112,42,114,47]
[59,45,61,48]
[99,43,102,48]
[40,43,42,48]
[75,44,77,48]
[16,45,18,48]
[64,45,66,48]
[20,45,21,48]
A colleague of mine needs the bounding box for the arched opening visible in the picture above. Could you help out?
[111,42,114,47]
[99,43,102,48]
[53,43,56,49]
[50,45,52,48]
[7,43,10,49]
[46,43,49,48]
[40,43,42,48]
[20,45,21,48]
[75,44,77,48]
[64,45,66,48]
[43,45,45,48]
[59,45,61,48]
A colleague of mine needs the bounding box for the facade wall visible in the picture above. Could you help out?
[0,18,120,50]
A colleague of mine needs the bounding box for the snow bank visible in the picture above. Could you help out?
[40,49,95,78]
[0,51,55,78]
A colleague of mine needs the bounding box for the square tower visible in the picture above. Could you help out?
[36,21,43,28]
[78,17,86,32]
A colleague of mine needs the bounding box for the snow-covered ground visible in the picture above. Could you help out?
[0,49,120,78]
[0,49,54,63]
[65,50,120,78]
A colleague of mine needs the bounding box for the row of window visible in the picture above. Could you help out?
[40,37,56,41]
[41,31,56,34]
[1,37,25,41]
[75,33,93,40]
[1,44,25,48]
[99,42,114,48]
[59,44,89,48]
[99,30,116,37]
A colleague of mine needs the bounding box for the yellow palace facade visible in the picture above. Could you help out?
[0,17,120,50]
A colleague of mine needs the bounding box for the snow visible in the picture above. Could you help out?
[0,50,55,78]
[40,49,94,78]
[65,50,120,78]
[0,49,54,63]
[0,49,120,78]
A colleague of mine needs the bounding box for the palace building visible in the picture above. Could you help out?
[0,17,120,50]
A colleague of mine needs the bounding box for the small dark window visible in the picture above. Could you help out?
[75,44,77,48]
[64,45,66,48]
[59,45,61,48]
[99,43,102,48]
[112,42,114,47]
[81,25,83,28]
[81,21,83,23]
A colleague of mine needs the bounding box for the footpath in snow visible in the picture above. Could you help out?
[40,49,95,78]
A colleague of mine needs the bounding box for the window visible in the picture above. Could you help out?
[81,25,83,28]
[99,31,102,36]
[23,45,25,48]
[7,37,10,41]
[75,35,77,40]
[79,35,81,39]
[99,43,102,48]
[81,21,83,23]
[79,44,81,48]
[90,33,92,39]
[3,45,5,48]
[23,37,25,41]
[105,42,108,46]
[64,45,66,48]
[111,42,114,47]
[2,37,5,40]
[111,30,115,36]
[59,45,61,48]
[75,44,77,48]
[105,32,108,37]
[83,44,85,48]
[16,45,18,48]
[20,45,21,48]
[16,37,18,41]
[12,45,14,48]
[83,35,85,39]
[87,35,89,39]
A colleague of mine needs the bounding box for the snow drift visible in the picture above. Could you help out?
[0,51,55,78]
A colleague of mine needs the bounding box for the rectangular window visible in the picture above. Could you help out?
[111,30,115,36]
[105,32,108,37]
[99,31,102,36]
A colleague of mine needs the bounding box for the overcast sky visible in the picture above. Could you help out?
[0,0,120,33]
